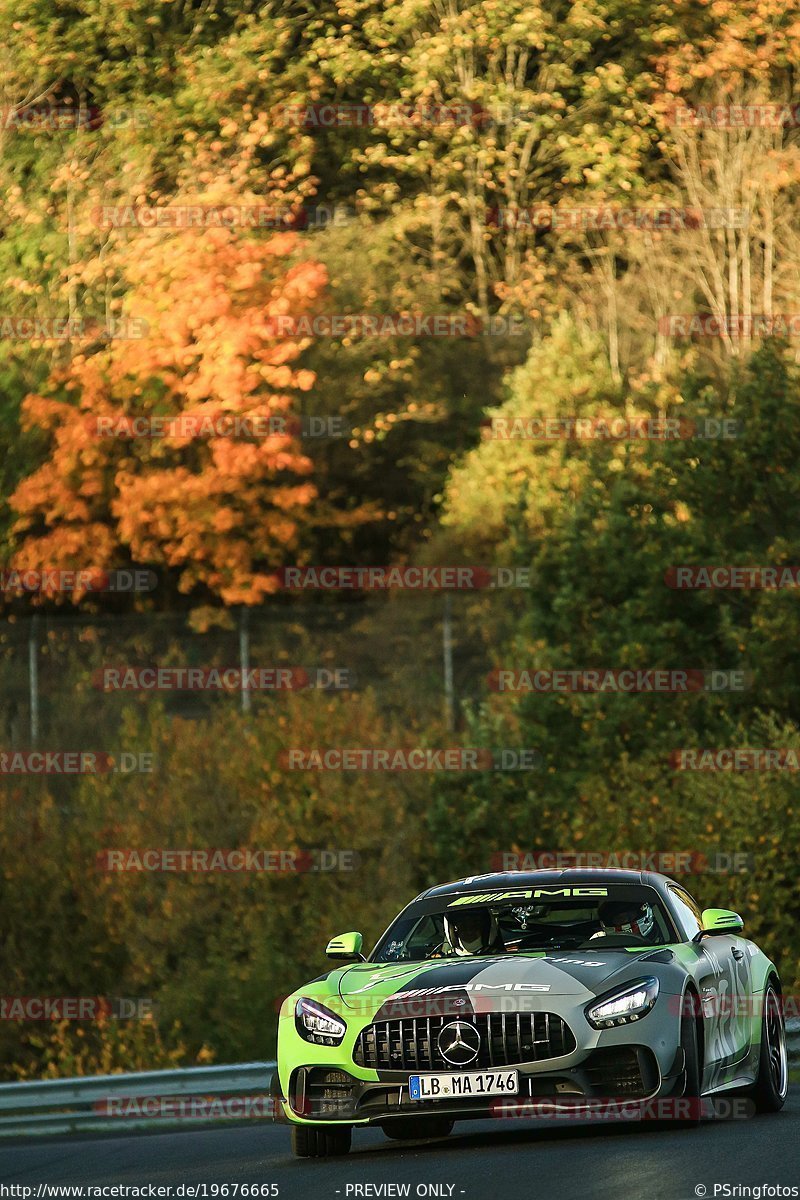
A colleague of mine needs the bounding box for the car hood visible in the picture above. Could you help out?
[334,949,669,1013]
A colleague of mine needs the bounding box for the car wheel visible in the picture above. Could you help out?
[291,1124,352,1158]
[380,1117,454,1141]
[678,1008,703,1125]
[657,1006,702,1129]
[750,983,788,1113]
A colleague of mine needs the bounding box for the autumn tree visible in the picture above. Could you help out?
[9,185,328,606]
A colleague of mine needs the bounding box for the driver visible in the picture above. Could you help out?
[590,899,657,942]
[443,907,505,956]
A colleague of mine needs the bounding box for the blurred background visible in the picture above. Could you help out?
[1,0,800,1080]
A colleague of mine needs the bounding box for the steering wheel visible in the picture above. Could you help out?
[516,920,601,950]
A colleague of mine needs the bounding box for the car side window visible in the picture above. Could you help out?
[668,885,703,939]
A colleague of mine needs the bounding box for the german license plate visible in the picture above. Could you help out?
[408,1070,518,1101]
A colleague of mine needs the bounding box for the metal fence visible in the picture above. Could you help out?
[0,593,524,751]
[1,1023,798,1138]
[0,1062,277,1137]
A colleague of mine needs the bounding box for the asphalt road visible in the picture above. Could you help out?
[1,1092,799,1200]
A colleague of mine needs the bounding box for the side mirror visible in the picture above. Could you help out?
[326,931,365,961]
[695,908,744,939]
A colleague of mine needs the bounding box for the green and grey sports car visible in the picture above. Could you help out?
[273,869,788,1157]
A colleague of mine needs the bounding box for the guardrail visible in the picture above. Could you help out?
[0,1062,277,1138]
[788,1017,800,1062]
[0,1025,798,1139]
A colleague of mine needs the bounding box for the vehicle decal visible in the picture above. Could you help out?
[543,957,606,967]
[447,886,609,906]
[396,982,552,995]
[700,940,750,1089]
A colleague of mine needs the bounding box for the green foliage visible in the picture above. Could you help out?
[0,693,431,1076]
[426,336,800,994]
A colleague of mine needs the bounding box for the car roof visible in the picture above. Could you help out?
[416,868,677,900]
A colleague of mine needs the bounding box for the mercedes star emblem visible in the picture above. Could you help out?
[437,1020,481,1066]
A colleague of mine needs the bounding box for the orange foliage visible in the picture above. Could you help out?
[11,191,328,606]
[655,0,800,94]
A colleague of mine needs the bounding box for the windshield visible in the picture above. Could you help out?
[372,886,675,962]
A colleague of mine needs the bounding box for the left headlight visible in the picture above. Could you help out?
[294,997,347,1046]
[585,976,659,1029]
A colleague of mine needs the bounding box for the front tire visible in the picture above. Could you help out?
[291,1124,352,1158]
[380,1117,454,1141]
[749,983,788,1113]
[657,1007,702,1129]
[676,1009,703,1126]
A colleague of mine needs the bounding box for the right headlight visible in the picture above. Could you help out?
[585,976,659,1029]
[294,997,347,1046]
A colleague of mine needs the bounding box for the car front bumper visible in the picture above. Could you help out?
[274,1040,686,1126]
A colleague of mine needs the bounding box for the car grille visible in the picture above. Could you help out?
[353,1012,576,1071]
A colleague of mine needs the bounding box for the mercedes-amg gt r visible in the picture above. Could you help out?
[273,869,787,1157]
